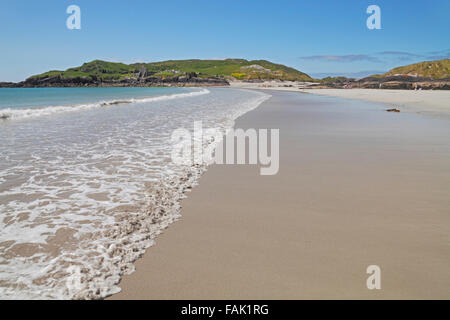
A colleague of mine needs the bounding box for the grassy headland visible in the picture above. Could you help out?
[376,59,450,79]
[29,59,312,83]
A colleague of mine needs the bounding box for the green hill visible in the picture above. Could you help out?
[380,59,450,79]
[29,59,312,82]
[30,60,134,82]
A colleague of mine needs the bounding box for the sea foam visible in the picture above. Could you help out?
[0,89,210,120]
[0,88,270,299]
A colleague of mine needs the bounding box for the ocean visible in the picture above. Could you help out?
[0,87,270,299]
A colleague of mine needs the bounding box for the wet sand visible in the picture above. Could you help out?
[110,90,450,299]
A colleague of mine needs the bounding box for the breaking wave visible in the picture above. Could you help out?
[0,89,210,121]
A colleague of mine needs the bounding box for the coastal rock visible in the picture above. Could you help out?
[0,75,230,88]
[0,58,314,88]
[310,75,450,90]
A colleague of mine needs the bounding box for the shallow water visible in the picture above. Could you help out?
[0,87,191,109]
[0,87,270,299]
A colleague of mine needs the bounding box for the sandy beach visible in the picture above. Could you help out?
[110,89,450,300]
[2,0,450,305]
[230,81,450,119]
[301,89,450,119]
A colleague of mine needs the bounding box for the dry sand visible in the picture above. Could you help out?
[301,88,450,119]
[110,90,450,300]
[230,81,450,119]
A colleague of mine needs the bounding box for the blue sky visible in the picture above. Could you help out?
[0,0,449,81]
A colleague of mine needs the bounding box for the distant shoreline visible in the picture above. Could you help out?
[0,79,229,89]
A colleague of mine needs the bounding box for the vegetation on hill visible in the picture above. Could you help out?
[319,76,353,83]
[29,59,312,82]
[29,60,136,81]
[378,59,450,79]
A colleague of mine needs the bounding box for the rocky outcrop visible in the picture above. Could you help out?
[356,75,450,90]
[0,74,229,88]
[311,75,450,90]
[0,82,16,88]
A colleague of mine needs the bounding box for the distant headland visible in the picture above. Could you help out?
[314,59,450,90]
[0,59,312,88]
[1,58,449,90]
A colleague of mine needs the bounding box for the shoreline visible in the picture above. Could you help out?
[0,87,269,299]
[110,89,450,299]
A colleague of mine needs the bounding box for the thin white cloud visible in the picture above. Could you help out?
[300,54,381,63]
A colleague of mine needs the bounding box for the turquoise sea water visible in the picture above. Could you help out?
[0,87,189,110]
